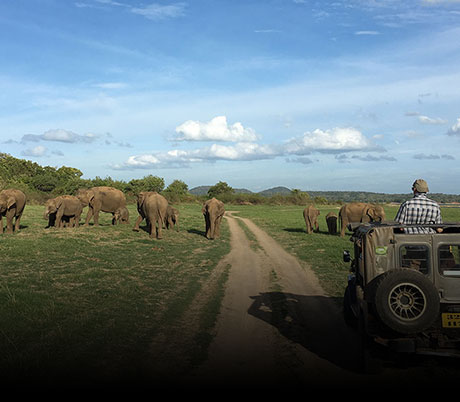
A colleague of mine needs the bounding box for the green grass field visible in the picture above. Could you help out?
[0,203,230,384]
[1,202,460,384]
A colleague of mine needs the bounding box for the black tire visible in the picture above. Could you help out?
[374,269,440,334]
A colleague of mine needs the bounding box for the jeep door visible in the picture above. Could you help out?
[433,237,460,302]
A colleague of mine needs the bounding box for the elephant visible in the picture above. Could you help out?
[76,186,127,226]
[325,211,338,235]
[164,205,179,231]
[43,195,83,228]
[114,206,130,225]
[133,191,168,239]
[339,202,386,237]
[303,205,320,234]
[202,198,225,240]
[0,189,26,234]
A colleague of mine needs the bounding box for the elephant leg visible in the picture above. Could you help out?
[84,207,93,226]
[14,215,21,232]
[340,218,347,237]
[209,216,216,239]
[211,216,222,239]
[215,216,223,238]
[133,215,143,232]
[156,216,163,239]
[5,210,15,234]
[204,214,211,238]
[93,209,100,226]
[56,210,64,228]
[6,219,13,234]
[306,219,312,234]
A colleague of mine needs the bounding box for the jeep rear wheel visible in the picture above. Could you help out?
[374,269,440,334]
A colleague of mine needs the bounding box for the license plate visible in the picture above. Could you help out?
[442,313,460,328]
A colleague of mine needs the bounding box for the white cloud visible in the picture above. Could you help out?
[21,129,97,143]
[174,116,259,142]
[43,129,96,143]
[117,125,385,169]
[131,3,186,20]
[414,153,455,160]
[117,142,279,169]
[201,142,278,161]
[447,117,460,135]
[355,31,381,35]
[21,145,47,157]
[418,115,447,125]
[285,127,381,154]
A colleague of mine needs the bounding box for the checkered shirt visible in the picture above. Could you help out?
[395,193,442,234]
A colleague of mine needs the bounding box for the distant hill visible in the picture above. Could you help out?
[257,186,292,197]
[189,186,254,196]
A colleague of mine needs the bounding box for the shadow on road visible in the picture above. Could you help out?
[248,291,460,388]
[248,291,360,372]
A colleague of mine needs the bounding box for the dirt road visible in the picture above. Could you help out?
[188,212,359,387]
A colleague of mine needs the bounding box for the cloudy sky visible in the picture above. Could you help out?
[1,0,460,193]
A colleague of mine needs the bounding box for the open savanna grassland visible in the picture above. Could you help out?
[233,204,460,297]
[2,201,460,386]
[0,203,230,385]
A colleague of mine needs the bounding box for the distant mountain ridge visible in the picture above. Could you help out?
[188,185,460,203]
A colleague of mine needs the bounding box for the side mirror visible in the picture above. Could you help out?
[343,250,351,263]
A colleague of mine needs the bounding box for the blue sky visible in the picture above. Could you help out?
[1,0,460,193]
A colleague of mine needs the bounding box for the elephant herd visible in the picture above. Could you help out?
[0,187,226,240]
[303,202,386,237]
[2,186,384,240]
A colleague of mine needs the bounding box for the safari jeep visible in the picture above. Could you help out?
[343,222,460,357]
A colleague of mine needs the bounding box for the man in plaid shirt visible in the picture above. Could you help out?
[395,179,442,234]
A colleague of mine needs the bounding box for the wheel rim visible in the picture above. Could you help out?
[388,282,427,321]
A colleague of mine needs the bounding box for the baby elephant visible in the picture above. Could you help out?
[44,195,83,228]
[164,205,179,231]
[113,206,130,225]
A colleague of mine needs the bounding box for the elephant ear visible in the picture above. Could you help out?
[7,197,16,209]
[365,206,377,220]
[137,192,146,205]
[361,206,371,222]
[87,190,96,203]
[55,197,64,210]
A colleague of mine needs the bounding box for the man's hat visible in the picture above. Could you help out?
[412,179,429,193]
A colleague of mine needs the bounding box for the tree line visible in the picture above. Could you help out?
[1,153,459,205]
